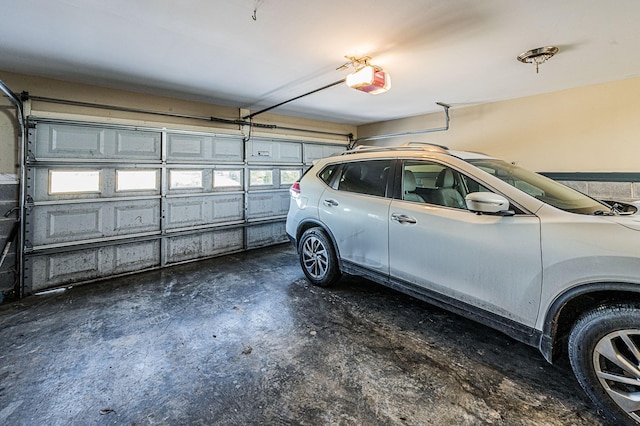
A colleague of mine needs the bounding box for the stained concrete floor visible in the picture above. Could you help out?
[0,244,610,425]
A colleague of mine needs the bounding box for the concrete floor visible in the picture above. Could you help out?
[0,244,610,425]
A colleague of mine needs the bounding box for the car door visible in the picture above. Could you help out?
[388,159,542,327]
[318,159,393,276]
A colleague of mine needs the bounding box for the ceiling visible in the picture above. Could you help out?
[1,0,639,126]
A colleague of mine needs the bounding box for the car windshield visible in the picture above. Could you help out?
[468,159,610,215]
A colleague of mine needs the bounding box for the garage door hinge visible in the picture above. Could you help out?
[24,196,34,213]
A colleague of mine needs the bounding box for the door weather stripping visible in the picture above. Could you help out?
[353,102,451,146]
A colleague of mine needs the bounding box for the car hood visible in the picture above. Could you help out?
[606,214,640,231]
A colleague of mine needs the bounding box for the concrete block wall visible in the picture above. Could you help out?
[0,176,18,298]
[559,180,640,202]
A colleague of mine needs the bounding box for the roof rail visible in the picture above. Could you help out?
[402,142,449,150]
[339,143,449,156]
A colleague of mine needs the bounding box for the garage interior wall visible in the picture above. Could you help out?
[0,71,354,296]
[358,77,640,202]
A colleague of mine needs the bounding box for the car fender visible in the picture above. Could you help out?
[540,281,640,362]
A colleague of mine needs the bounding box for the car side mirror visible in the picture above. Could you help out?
[600,199,639,215]
[465,192,514,216]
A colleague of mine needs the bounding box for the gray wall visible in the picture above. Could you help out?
[542,172,640,203]
[560,180,640,202]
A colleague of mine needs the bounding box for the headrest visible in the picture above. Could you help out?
[436,168,455,188]
[344,164,362,180]
[404,170,417,192]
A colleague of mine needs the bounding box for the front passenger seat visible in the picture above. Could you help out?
[434,169,465,208]
[403,170,425,202]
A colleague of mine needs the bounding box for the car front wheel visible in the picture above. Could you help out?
[568,304,640,426]
[298,227,341,287]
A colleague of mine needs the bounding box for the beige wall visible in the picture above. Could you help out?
[0,95,19,175]
[0,71,355,175]
[3,72,639,176]
[357,77,640,173]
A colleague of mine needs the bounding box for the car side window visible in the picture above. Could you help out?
[402,161,492,210]
[318,164,339,186]
[337,160,391,197]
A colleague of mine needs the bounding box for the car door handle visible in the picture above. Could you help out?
[391,213,417,224]
[323,199,339,207]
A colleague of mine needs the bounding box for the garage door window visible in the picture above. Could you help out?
[116,170,158,191]
[49,170,101,194]
[213,170,242,188]
[170,170,203,189]
[280,169,301,185]
[250,170,273,186]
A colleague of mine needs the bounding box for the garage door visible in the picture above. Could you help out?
[22,118,344,294]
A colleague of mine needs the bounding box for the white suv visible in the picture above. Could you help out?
[286,143,640,425]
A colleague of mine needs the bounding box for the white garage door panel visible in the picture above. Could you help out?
[212,139,244,162]
[303,143,345,164]
[38,206,102,243]
[115,131,160,157]
[28,200,161,247]
[49,126,105,156]
[247,190,290,219]
[212,194,245,221]
[34,123,161,160]
[166,198,206,228]
[27,240,160,291]
[115,203,161,232]
[246,139,302,164]
[165,194,244,229]
[165,228,243,264]
[167,133,243,163]
[246,222,288,249]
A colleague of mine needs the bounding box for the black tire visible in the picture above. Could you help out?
[568,304,640,426]
[298,228,341,287]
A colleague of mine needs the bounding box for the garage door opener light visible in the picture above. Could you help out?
[517,46,559,74]
[343,56,391,95]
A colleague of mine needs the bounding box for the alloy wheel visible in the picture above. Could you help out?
[593,329,640,422]
[301,236,328,280]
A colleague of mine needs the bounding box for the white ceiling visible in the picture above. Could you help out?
[1,0,639,125]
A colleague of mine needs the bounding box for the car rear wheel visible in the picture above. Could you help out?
[568,304,640,426]
[298,228,341,287]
